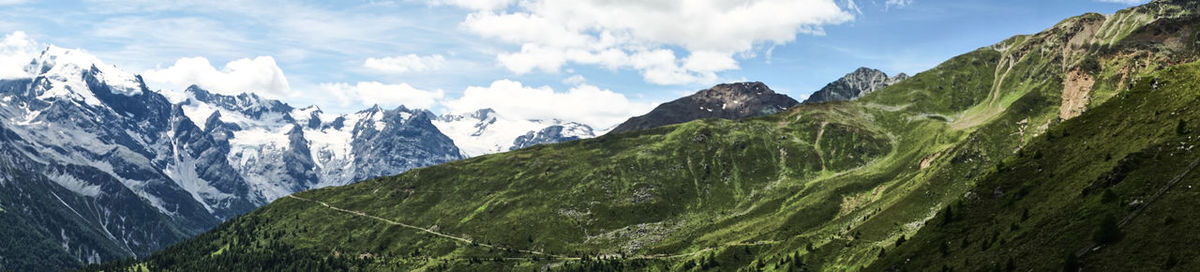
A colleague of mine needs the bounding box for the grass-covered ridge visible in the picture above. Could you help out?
[85,1,1200,271]
[870,60,1200,272]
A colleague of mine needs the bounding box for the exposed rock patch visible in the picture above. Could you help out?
[1061,68,1096,120]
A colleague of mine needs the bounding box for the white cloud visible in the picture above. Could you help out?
[885,0,914,8]
[1095,0,1148,4]
[443,79,654,128]
[321,81,445,110]
[73,1,434,69]
[562,74,586,85]
[455,0,854,85]
[142,56,291,98]
[0,31,38,79]
[364,54,446,74]
[683,51,739,74]
[432,0,516,11]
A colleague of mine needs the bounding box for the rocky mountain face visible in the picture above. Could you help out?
[607,82,798,134]
[178,87,462,201]
[803,67,908,104]
[433,108,594,157]
[0,47,462,270]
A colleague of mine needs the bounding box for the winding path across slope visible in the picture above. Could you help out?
[286,195,571,259]
[286,195,768,263]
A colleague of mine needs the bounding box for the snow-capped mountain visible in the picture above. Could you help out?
[433,108,595,157]
[176,86,460,201]
[0,46,462,269]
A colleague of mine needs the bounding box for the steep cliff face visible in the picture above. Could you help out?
[803,67,908,104]
[607,81,798,134]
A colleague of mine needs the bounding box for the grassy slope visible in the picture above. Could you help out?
[87,2,1200,271]
[869,61,1200,272]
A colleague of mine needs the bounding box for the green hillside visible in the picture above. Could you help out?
[84,1,1200,271]
[869,59,1200,272]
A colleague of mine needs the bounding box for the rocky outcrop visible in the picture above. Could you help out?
[607,82,798,134]
[804,67,907,104]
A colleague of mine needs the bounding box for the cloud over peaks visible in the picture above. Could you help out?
[0,31,38,79]
[446,0,854,85]
[443,80,654,128]
[321,81,445,110]
[142,56,291,99]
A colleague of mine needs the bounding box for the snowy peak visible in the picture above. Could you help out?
[433,109,596,157]
[23,46,146,106]
[469,108,497,120]
[292,105,323,129]
[179,85,299,132]
[29,46,145,95]
[185,85,291,117]
[509,121,594,151]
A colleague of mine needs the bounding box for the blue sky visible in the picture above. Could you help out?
[0,0,1149,128]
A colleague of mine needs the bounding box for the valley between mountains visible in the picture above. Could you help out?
[5,0,1200,271]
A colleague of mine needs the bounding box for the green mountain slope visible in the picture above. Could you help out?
[86,1,1200,271]
[870,60,1200,272]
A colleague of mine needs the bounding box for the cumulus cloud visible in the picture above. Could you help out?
[442,79,654,128]
[364,54,446,74]
[142,56,291,98]
[0,31,38,79]
[321,81,445,110]
[453,0,854,85]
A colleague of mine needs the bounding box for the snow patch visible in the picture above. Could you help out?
[48,172,102,197]
[229,126,291,148]
[163,144,238,214]
[433,109,595,157]
[179,101,218,130]
[26,46,143,106]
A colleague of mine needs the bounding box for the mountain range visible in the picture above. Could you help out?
[0,39,907,270]
[82,0,1200,271]
[0,46,602,270]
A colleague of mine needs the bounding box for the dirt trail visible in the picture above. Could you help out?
[814,121,829,171]
[990,52,1016,108]
[1073,154,1200,257]
[285,194,782,262]
[1117,155,1200,227]
[287,195,570,259]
